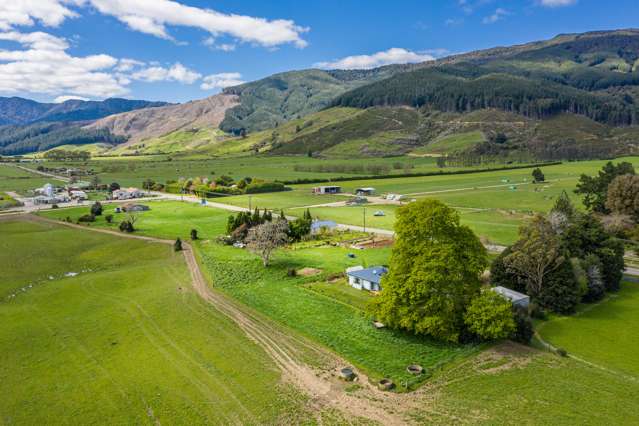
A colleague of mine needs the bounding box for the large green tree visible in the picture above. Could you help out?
[504,215,582,313]
[575,161,635,213]
[372,199,487,343]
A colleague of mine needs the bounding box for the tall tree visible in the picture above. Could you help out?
[575,161,635,213]
[372,199,487,342]
[504,216,565,299]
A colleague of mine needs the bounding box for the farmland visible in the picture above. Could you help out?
[39,203,478,386]
[0,163,56,194]
[0,218,305,424]
[31,200,639,423]
[537,281,639,378]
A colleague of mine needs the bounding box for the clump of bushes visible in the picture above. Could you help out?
[78,214,95,223]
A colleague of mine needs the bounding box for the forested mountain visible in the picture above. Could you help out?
[0,97,168,126]
[333,30,639,126]
[0,122,125,156]
[219,66,411,134]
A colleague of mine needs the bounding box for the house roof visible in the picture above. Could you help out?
[346,266,388,285]
[491,286,529,302]
[356,187,376,191]
[311,220,337,229]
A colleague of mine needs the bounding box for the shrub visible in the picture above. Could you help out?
[464,290,516,341]
[51,204,59,209]
[556,348,568,357]
[78,214,95,223]
[511,307,534,344]
[90,201,103,216]
[287,268,297,277]
[119,220,134,233]
[174,238,183,252]
[105,214,114,224]
[190,229,198,240]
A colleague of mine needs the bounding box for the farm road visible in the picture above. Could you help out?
[16,213,412,425]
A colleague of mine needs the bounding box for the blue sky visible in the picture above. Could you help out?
[0,0,637,103]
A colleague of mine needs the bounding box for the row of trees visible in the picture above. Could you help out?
[492,192,624,315]
[224,208,313,249]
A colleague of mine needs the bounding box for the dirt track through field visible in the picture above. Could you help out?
[17,214,411,424]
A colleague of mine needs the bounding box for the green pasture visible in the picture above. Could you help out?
[197,241,477,386]
[40,201,229,241]
[421,345,639,424]
[0,163,56,194]
[40,203,478,386]
[537,281,639,378]
[0,219,303,424]
[27,155,450,187]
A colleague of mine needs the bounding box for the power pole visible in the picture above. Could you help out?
[363,206,366,233]
[248,195,252,212]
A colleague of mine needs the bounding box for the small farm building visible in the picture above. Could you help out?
[355,187,376,196]
[491,286,530,308]
[346,266,388,291]
[312,186,341,195]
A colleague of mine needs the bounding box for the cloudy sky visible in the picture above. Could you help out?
[0,0,636,103]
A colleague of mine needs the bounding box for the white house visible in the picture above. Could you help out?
[112,187,144,200]
[35,183,55,197]
[69,190,87,200]
[491,286,530,308]
[346,266,388,291]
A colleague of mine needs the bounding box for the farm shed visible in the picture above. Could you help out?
[491,286,530,308]
[346,266,388,291]
[355,187,376,196]
[312,186,341,194]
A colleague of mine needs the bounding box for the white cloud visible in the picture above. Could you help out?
[482,8,510,24]
[0,0,308,49]
[538,0,577,7]
[315,48,435,70]
[0,0,83,30]
[86,0,308,48]
[0,30,126,99]
[54,95,89,103]
[115,58,145,72]
[131,63,201,84]
[200,73,244,90]
[202,36,236,52]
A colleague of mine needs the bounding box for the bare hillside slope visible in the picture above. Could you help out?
[86,94,238,144]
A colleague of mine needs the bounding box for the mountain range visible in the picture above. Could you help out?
[1,29,639,159]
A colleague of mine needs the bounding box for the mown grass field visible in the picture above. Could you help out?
[0,163,55,194]
[28,155,452,187]
[0,218,304,424]
[40,203,478,386]
[419,344,639,424]
[537,281,639,378]
[41,200,229,241]
[35,202,639,423]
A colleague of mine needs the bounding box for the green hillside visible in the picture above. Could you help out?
[334,30,639,126]
[219,67,410,134]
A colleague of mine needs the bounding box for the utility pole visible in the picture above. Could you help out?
[248,195,252,212]
[363,206,366,233]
